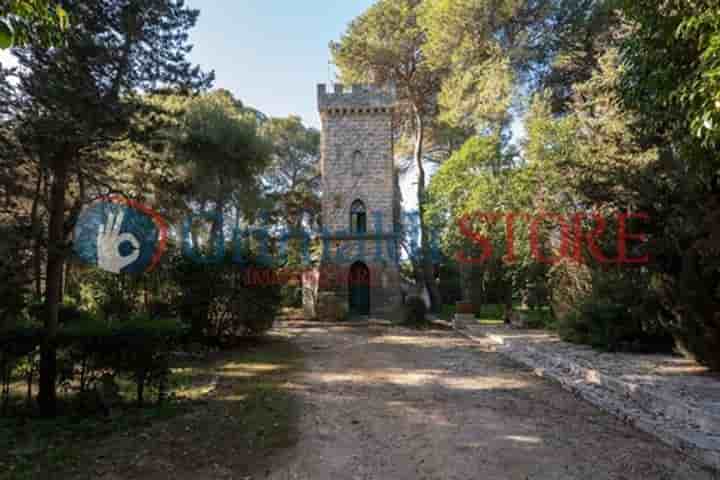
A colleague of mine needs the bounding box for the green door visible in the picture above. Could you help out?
[349,262,370,315]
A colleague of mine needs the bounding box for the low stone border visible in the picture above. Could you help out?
[455,325,720,472]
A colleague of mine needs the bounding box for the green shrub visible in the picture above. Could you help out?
[671,310,720,370]
[60,304,97,326]
[171,251,281,342]
[547,259,593,324]
[0,327,42,414]
[592,302,639,350]
[280,285,302,308]
[558,301,628,351]
[549,262,676,353]
[105,317,185,406]
[73,269,139,320]
[438,264,462,305]
[147,301,175,320]
[556,299,674,353]
[476,304,504,321]
[57,316,187,407]
[522,281,549,310]
[402,297,428,328]
[0,226,32,331]
[440,304,456,321]
[556,310,589,344]
[522,308,555,329]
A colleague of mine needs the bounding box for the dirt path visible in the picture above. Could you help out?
[268,321,716,480]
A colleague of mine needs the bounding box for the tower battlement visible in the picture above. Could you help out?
[317,83,396,112]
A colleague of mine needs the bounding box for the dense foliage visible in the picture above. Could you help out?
[329,0,720,366]
[0,316,185,414]
[0,0,69,49]
[0,0,312,419]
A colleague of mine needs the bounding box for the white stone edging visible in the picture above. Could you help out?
[456,327,720,472]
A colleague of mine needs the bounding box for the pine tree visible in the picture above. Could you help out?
[9,0,213,416]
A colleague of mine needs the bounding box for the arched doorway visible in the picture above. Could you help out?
[349,261,370,315]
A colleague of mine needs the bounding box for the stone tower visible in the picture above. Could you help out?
[304,83,402,319]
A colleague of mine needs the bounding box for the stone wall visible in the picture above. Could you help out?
[313,261,402,318]
[307,83,402,318]
[318,106,395,233]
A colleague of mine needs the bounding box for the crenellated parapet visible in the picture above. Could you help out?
[317,83,396,114]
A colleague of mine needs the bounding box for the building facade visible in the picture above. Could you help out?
[303,84,402,319]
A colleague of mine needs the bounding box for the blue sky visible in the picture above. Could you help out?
[186,1,375,129]
[183,0,429,207]
[0,1,525,210]
[1,2,373,129]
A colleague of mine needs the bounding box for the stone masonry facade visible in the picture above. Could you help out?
[303,84,402,319]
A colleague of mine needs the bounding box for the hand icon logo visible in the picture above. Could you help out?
[97,210,141,274]
[74,196,168,275]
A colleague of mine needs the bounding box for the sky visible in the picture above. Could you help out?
[0,1,373,128]
[0,1,523,210]
[182,1,433,207]
[185,1,375,129]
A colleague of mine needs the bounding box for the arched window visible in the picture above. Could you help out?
[352,150,364,176]
[350,200,367,234]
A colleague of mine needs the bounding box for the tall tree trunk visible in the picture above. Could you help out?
[63,173,86,298]
[211,175,225,246]
[30,168,44,298]
[191,200,206,250]
[63,261,71,298]
[413,111,442,312]
[235,204,242,231]
[38,152,69,417]
[212,199,224,249]
[136,369,147,407]
[460,261,472,303]
[26,351,34,406]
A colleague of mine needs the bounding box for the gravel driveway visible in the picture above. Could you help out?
[269,321,716,480]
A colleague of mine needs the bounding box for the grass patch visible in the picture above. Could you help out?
[440,303,504,324]
[440,303,555,328]
[478,319,505,326]
[439,304,456,321]
[0,401,187,480]
[1,335,303,480]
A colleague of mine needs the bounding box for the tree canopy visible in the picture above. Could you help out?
[0,0,68,49]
